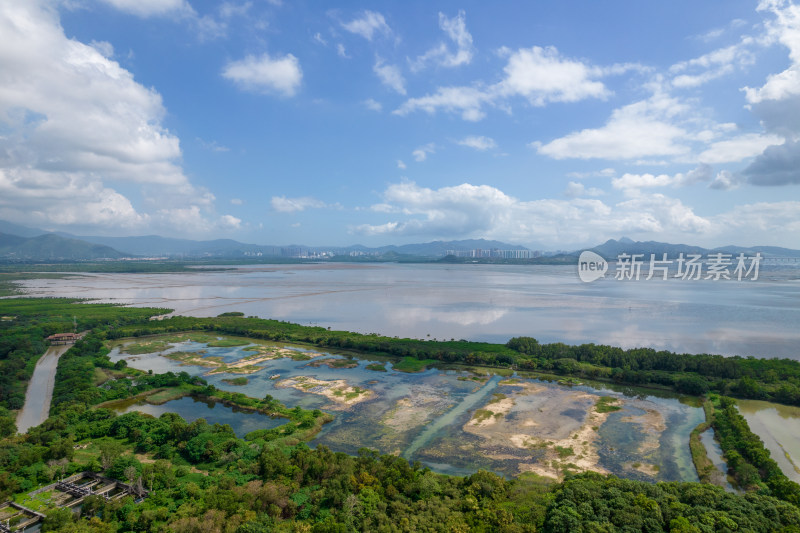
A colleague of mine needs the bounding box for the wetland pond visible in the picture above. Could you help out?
[737,399,800,483]
[107,396,285,438]
[110,333,704,481]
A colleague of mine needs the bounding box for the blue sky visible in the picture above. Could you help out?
[1,0,799,249]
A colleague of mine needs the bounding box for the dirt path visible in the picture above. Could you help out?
[16,344,71,433]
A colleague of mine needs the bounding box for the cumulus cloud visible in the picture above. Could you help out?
[0,0,220,236]
[394,86,491,121]
[373,58,406,95]
[742,139,800,185]
[351,181,732,246]
[496,46,610,105]
[710,170,743,190]
[222,53,302,97]
[456,136,496,151]
[744,0,800,104]
[397,46,625,121]
[534,93,691,160]
[270,196,326,213]
[341,10,391,41]
[396,160,407,169]
[611,165,713,193]
[698,133,784,164]
[352,181,800,247]
[410,10,474,71]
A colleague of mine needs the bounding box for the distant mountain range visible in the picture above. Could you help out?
[0,219,798,261]
[0,232,129,261]
[586,238,800,260]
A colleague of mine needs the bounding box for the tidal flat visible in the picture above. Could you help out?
[109,334,703,481]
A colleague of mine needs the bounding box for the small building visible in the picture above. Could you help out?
[45,333,81,345]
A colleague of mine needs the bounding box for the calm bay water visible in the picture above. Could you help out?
[15,262,800,359]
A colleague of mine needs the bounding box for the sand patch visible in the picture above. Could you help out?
[463,383,617,479]
[275,376,372,409]
[382,386,453,431]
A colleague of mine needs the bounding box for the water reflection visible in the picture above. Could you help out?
[17,263,800,358]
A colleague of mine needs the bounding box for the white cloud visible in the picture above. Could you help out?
[396,160,407,169]
[313,32,327,45]
[456,136,496,151]
[363,98,382,111]
[270,196,326,213]
[567,168,616,179]
[669,43,755,88]
[611,165,713,193]
[497,46,610,105]
[98,0,192,18]
[394,86,491,121]
[351,181,730,246]
[222,53,302,97]
[412,143,435,162]
[535,93,691,160]
[219,214,242,228]
[341,10,391,41]
[563,181,605,198]
[744,0,800,103]
[698,133,784,164]
[411,10,473,71]
[710,170,742,190]
[89,40,114,58]
[230,198,243,205]
[98,0,235,40]
[337,43,348,58]
[373,58,406,95]
[397,46,623,121]
[0,0,223,236]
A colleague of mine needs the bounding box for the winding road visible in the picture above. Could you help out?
[16,344,70,433]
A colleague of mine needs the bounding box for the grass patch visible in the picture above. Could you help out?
[206,338,250,348]
[393,357,437,373]
[289,352,312,361]
[472,409,494,423]
[555,446,574,459]
[366,363,387,372]
[123,340,170,354]
[310,358,358,369]
[488,393,507,404]
[222,377,249,386]
[145,387,190,404]
[344,387,367,401]
[595,396,622,413]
